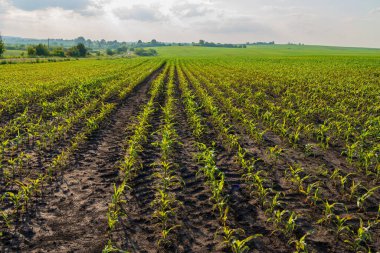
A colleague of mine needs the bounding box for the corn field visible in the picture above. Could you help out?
[0,56,379,252]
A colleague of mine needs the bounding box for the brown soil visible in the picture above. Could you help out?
[109,76,166,253]
[171,78,222,252]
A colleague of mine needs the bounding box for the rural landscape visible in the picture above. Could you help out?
[1,1,380,253]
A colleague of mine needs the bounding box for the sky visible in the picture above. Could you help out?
[0,0,379,48]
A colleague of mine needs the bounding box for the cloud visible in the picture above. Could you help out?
[197,16,271,35]
[0,0,10,13]
[114,4,167,22]
[370,7,380,14]
[171,2,213,18]
[9,0,91,11]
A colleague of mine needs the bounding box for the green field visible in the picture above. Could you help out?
[2,49,26,58]
[154,44,380,57]
[1,46,380,252]
[3,44,380,59]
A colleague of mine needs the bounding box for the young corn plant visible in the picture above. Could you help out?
[230,234,262,253]
[158,225,181,247]
[344,219,373,252]
[348,180,361,201]
[317,201,339,225]
[338,173,355,192]
[284,211,298,237]
[102,240,128,253]
[107,182,127,231]
[265,192,283,215]
[334,215,351,238]
[268,145,283,162]
[356,185,380,210]
[288,233,310,253]
[286,164,311,193]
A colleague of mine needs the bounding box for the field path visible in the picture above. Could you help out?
[19,68,161,253]
[110,72,167,253]
[172,75,222,252]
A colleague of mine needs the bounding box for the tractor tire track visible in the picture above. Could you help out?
[171,74,223,252]
[111,73,168,253]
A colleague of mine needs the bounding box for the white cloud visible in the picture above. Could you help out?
[114,4,167,22]
[171,2,213,18]
[196,16,270,35]
[370,7,380,14]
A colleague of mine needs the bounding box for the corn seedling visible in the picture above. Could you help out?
[288,233,310,253]
[357,185,380,209]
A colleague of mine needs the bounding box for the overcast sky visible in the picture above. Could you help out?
[0,0,379,47]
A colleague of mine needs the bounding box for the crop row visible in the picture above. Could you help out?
[178,59,380,252]
[0,59,165,240]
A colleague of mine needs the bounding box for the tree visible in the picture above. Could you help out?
[86,39,93,48]
[77,43,87,57]
[134,48,157,56]
[66,47,79,57]
[0,34,5,57]
[106,48,114,56]
[35,44,49,56]
[75,36,86,44]
[137,40,143,44]
[116,46,128,54]
[67,43,87,57]
[27,46,36,56]
[52,47,65,57]
[199,39,205,45]
[100,39,106,48]
[151,39,157,44]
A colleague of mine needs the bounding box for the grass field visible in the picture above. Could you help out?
[154,44,380,57]
[0,46,379,253]
[2,49,26,58]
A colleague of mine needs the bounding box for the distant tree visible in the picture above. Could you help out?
[106,48,114,56]
[0,34,5,57]
[151,39,157,44]
[27,46,36,56]
[77,43,87,57]
[75,36,86,44]
[35,44,49,56]
[134,48,157,56]
[66,47,79,57]
[66,43,87,57]
[52,47,65,57]
[199,39,205,45]
[116,46,128,54]
[86,39,92,48]
[100,39,106,48]
[137,40,143,44]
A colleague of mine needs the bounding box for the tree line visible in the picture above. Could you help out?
[193,40,247,48]
[26,43,88,57]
